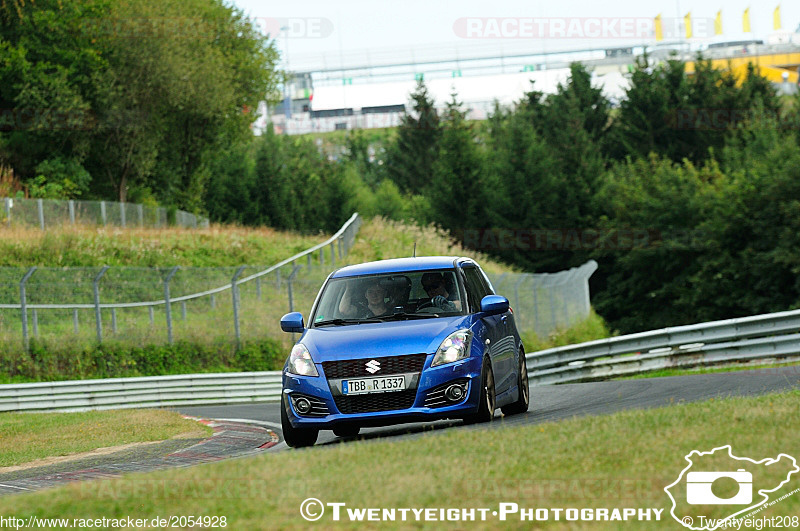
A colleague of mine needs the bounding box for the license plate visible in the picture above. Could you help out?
[342,376,406,395]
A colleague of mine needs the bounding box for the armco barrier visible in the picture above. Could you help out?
[2,308,799,412]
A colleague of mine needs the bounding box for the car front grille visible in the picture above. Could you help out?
[333,390,418,414]
[322,353,427,379]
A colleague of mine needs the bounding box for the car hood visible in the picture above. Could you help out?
[300,315,473,361]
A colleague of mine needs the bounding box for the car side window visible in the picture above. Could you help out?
[462,267,490,313]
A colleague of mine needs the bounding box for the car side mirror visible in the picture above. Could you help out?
[280,312,305,333]
[480,295,509,316]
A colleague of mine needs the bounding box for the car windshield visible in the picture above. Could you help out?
[311,270,464,326]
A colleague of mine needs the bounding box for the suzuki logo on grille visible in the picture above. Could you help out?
[365,359,381,374]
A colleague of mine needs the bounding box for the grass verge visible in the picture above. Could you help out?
[617,359,800,381]
[0,410,211,468]
[1,391,797,528]
[522,310,612,352]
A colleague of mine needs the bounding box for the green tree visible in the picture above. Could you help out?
[384,80,441,194]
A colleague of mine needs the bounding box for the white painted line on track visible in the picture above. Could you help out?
[0,483,30,490]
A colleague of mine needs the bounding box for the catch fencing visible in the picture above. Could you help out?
[0,214,362,351]
[488,260,597,339]
[3,307,800,412]
[1,197,208,230]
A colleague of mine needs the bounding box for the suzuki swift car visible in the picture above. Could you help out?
[279,256,529,447]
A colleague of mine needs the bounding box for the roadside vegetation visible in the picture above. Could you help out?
[0,410,211,468]
[1,390,797,528]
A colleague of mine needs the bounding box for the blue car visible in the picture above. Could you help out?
[279,256,529,447]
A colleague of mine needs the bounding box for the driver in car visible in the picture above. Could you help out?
[420,273,457,312]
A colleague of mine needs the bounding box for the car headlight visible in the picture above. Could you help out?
[431,330,472,367]
[287,344,319,377]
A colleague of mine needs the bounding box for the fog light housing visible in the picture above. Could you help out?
[293,396,312,414]
[445,383,466,402]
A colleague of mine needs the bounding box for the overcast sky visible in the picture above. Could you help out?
[231,0,799,71]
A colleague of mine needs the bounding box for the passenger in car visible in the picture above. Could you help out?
[338,280,389,318]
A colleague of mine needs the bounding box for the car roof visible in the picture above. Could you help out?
[331,256,476,278]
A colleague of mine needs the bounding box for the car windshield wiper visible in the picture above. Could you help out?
[314,318,383,327]
[375,312,441,321]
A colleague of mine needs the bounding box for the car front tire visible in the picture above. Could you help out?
[281,396,319,448]
[501,349,530,416]
[464,356,495,424]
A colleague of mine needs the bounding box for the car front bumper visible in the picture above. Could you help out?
[282,355,484,429]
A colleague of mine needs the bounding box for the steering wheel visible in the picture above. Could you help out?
[416,299,434,311]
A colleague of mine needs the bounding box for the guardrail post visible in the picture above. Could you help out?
[276,268,281,290]
[100,201,107,226]
[210,294,216,309]
[163,266,179,344]
[256,276,262,301]
[307,253,312,270]
[20,267,36,351]
[4,198,11,227]
[181,301,187,321]
[32,309,39,338]
[93,266,109,342]
[330,242,336,268]
[320,247,324,266]
[73,309,79,334]
[338,237,343,259]
[68,200,75,225]
[37,198,45,230]
[231,266,246,349]
[111,308,118,334]
[148,306,154,325]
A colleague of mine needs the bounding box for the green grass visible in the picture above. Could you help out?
[618,359,800,380]
[0,410,211,467]
[522,310,612,352]
[1,391,797,528]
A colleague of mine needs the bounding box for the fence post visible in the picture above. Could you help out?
[111,308,118,334]
[69,200,75,225]
[276,268,281,290]
[330,242,336,268]
[532,278,540,337]
[181,301,187,321]
[138,204,144,228]
[32,309,38,337]
[307,253,312,270]
[37,198,45,231]
[210,294,216,309]
[120,203,126,228]
[256,276,262,301]
[4,198,11,227]
[338,237,343,260]
[93,266,109,342]
[231,266,246,349]
[163,266,179,344]
[320,247,324,266]
[100,201,107,226]
[148,306,154,325]
[19,267,36,351]
[73,308,79,334]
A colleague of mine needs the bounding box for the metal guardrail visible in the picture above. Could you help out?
[3,306,799,412]
[0,213,362,348]
[527,308,800,385]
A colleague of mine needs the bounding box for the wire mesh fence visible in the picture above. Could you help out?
[1,197,208,230]
[0,214,362,353]
[487,260,598,339]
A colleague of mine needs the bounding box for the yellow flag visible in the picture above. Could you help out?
[684,11,692,39]
[743,7,751,32]
[774,5,781,30]
[714,10,723,35]
[654,14,663,41]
